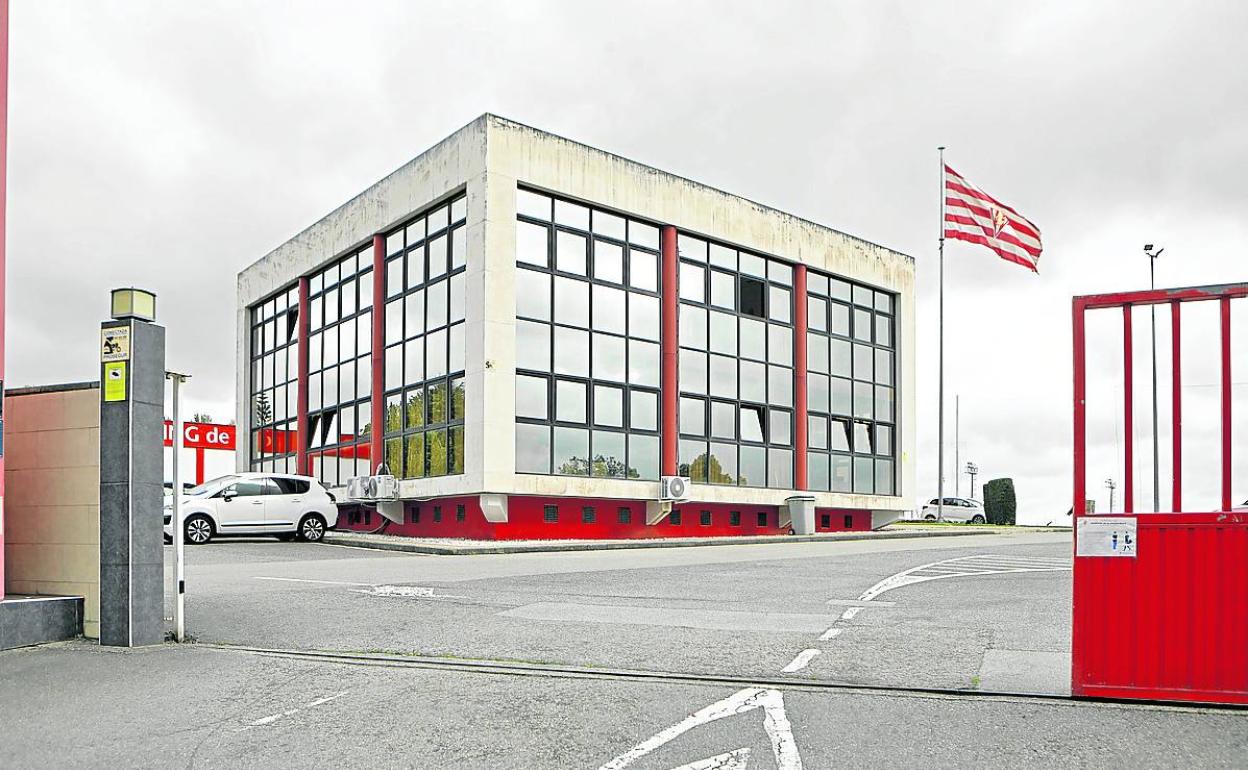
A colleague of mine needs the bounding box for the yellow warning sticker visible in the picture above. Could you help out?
[103,361,127,402]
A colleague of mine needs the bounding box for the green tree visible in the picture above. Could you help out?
[983,478,1017,525]
[679,452,738,485]
[253,393,272,426]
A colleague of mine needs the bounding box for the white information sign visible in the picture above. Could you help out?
[1076,516,1138,557]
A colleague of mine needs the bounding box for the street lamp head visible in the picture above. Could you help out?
[110,287,157,323]
[1144,244,1153,252]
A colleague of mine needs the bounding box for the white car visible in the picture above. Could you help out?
[921,497,987,524]
[1235,499,1248,513]
[163,473,338,545]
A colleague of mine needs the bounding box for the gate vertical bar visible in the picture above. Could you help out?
[1123,306,1135,513]
[1171,301,1182,512]
[1220,296,1232,511]
[1071,297,1088,695]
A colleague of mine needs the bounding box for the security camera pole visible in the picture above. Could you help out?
[167,371,190,642]
[1144,244,1164,512]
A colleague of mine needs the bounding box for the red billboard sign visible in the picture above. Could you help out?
[163,421,237,451]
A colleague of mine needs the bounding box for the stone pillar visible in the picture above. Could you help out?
[99,318,165,647]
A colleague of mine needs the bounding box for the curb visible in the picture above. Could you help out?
[322,527,1003,556]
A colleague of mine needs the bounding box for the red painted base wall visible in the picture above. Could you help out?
[335,495,872,540]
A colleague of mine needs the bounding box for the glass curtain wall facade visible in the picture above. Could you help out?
[805,271,896,494]
[676,234,795,488]
[382,195,468,480]
[249,286,300,473]
[513,187,662,481]
[306,246,374,487]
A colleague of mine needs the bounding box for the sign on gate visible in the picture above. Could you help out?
[1075,516,1136,557]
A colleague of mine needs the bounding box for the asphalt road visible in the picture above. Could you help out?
[163,529,1074,693]
[5,530,1243,768]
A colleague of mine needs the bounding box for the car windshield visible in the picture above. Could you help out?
[186,475,240,497]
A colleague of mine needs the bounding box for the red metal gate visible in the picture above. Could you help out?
[1072,283,1247,704]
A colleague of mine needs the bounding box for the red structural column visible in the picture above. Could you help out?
[1220,296,1233,512]
[370,234,385,473]
[660,226,679,477]
[1170,301,1182,512]
[1072,299,1088,517]
[295,276,311,476]
[1122,306,1134,513]
[793,265,809,490]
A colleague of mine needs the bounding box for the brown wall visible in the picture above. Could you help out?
[3,384,101,638]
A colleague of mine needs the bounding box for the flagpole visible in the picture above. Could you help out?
[937,146,946,523]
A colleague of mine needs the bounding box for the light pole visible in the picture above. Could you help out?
[166,370,191,642]
[1105,477,1117,513]
[1144,244,1163,512]
[966,462,979,499]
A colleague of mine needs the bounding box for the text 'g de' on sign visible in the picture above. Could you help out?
[163,421,237,451]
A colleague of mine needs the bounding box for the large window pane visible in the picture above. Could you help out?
[709,355,737,399]
[680,305,707,350]
[554,276,589,327]
[630,390,658,431]
[594,385,623,427]
[554,327,589,376]
[516,424,551,473]
[628,340,660,387]
[517,375,547,419]
[629,293,660,341]
[556,380,587,424]
[768,449,793,488]
[738,445,765,487]
[711,401,736,440]
[680,349,707,394]
[516,268,551,321]
[680,396,705,436]
[768,325,792,366]
[592,284,626,335]
[709,311,737,355]
[554,427,589,475]
[708,443,737,485]
[629,249,658,292]
[680,439,708,482]
[556,231,587,275]
[594,240,624,283]
[629,435,659,480]
[516,320,551,372]
[740,404,765,443]
[739,360,766,403]
[517,221,549,267]
[592,333,627,382]
[591,432,627,478]
[680,262,705,302]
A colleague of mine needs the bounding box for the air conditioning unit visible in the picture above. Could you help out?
[660,476,691,501]
[345,475,373,501]
[372,474,399,501]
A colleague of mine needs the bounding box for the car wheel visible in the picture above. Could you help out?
[298,514,327,543]
[971,514,986,524]
[924,514,937,521]
[185,514,214,545]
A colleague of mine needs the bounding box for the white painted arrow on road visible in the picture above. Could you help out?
[596,687,801,770]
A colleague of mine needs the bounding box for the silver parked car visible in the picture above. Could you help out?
[921,497,987,524]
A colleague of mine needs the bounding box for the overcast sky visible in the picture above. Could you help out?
[8,1,1246,519]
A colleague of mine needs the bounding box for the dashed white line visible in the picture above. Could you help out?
[818,627,842,642]
[243,690,349,729]
[840,606,863,621]
[254,576,375,587]
[781,649,821,673]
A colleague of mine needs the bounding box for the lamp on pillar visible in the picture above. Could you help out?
[110,287,157,323]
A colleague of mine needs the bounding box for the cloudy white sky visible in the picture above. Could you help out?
[8,1,1246,518]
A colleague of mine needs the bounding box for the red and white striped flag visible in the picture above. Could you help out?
[943,164,1042,272]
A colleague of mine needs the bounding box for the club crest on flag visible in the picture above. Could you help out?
[942,162,1042,272]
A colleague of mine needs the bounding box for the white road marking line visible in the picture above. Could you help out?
[596,687,801,770]
[823,598,895,606]
[841,606,863,621]
[254,576,375,587]
[244,691,349,729]
[781,649,821,673]
[855,553,1071,602]
[818,627,842,641]
[668,748,751,769]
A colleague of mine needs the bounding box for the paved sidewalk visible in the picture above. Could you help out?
[322,525,1005,555]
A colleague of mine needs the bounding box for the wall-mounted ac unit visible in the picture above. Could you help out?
[660,476,691,501]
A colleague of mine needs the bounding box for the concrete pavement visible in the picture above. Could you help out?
[2,642,1244,769]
